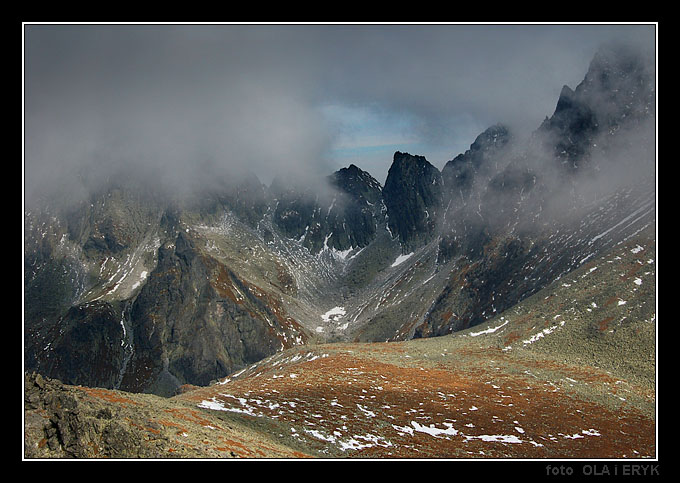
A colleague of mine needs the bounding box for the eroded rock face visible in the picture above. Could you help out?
[25,181,312,397]
[538,43,655,172]
[24,372,151,458]
[270,164,385,254]
[26,301,127,390]
[441,124,511,204]
[121,231,308,396]
[325,164,385,251]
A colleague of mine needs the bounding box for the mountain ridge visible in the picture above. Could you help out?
[24,43,655,411]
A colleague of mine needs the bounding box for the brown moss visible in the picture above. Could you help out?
[604,296,619,307]
[156,418,188,433]
[77,386,142,406]
[504,331,522,346]
[598,316,616,332]
[163,407,221,430]
[620,263,643,281]
[183,344,655,458]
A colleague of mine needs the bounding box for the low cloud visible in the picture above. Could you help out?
[23,24,656,210]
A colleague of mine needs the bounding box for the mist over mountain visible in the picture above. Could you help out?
[24,25,655,207]
[24,36,655,415]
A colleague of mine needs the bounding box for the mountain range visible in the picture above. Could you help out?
[23,43,656,459]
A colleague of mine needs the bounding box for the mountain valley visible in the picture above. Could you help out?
[23,42,657,460]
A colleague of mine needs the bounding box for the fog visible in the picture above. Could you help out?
[430,36,657,241]
[23,23,656,210]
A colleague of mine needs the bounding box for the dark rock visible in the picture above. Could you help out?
[27,301,127,390]
[441,124,511,203]
[122,231,308,395]
[271,164,385,253]
[383,152,443,251]
[538,42,654,171]
[24,372,156,458]
[325,164,385,251]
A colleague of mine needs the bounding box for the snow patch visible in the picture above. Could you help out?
[411,421,459,437]
[465,434,523,444]
[131,270,148,290]
[198,398,227,411]
[522,321,565,346]
[469,320,508,337]
[391,252,414,267]
[322,306,346,322]
[357,404,376,418]
[332,247,353,260]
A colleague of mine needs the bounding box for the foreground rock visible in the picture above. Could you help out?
[23,372,311,458]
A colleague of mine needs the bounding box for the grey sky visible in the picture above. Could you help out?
[23,23,656,203]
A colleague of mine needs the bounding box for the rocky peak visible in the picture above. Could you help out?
[469,123,510,153]
[553,85,577,113]
[321,165,385,252]
[538,43,654,170]
[383,152,443,252]
[329,163,383,205]
[270,164,386,254]
[578,43,655,126]
[441,123,511,203]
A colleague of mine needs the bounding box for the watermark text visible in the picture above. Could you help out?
[546,463,660,477]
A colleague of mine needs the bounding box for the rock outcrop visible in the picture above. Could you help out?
[382,152,443,252]
[122,231,308,396]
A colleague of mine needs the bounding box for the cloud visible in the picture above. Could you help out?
[23,23,656,207]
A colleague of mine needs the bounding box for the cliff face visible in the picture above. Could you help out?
[25,181,313,397]
[123,231,308,396]
[382,152,443,252]
[326,164,385,250]
[538,43,655,172]
[27,301,128,390]
[441,124,511,205]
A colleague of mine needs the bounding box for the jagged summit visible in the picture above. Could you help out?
[329,163,383,202]
[339,163,363,175]
[538,42,655,172]
[382,152,443,252]
[441,124,511,203]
